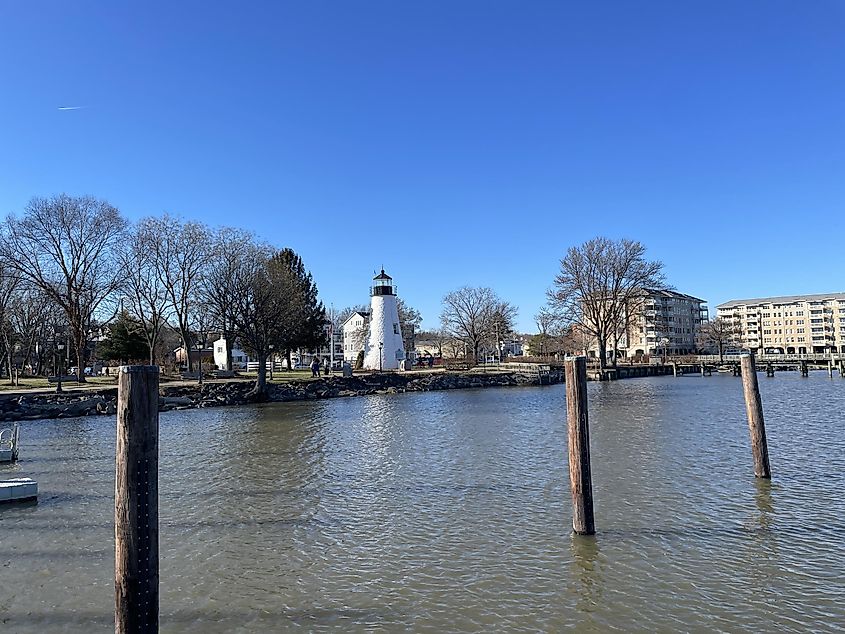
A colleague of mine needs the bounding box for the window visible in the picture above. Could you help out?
[393,323,399,335]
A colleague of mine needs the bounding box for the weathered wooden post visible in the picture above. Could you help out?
[565,356,595,535]
[800,360,808,377]
[671,362,678,377]
[740,354,771,479]
[828,360,833,378]
[115,366,160,633]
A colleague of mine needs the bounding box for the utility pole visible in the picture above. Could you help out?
[329,304,335,371]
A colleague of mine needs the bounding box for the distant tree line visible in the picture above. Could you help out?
[0,194,327,395]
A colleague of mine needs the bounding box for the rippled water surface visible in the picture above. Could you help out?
[2,374,845,632]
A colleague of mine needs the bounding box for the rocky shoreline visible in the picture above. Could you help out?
[0,371,559,422]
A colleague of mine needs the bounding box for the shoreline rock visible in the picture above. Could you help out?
[0,371,561,422]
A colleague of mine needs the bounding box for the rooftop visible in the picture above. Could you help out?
[717,292,845,309]
[641,288,706,304]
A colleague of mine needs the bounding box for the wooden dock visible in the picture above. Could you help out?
[694,354,845,377]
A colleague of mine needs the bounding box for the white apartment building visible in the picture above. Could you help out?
[623,289,708,357]
[716,293,845,354]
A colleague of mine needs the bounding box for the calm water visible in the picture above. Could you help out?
[1,374,844,632]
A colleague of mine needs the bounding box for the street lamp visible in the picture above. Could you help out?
[378,342,383,372]
[196,342,203,386]
[660,337,669,364]
[268,344,274,382]
[56,342,65,393]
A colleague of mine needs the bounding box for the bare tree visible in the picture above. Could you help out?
[528,308,565,358]
[10,289,55,375]
[697,317,741,362]
[121,220,172,364]
[440,286,517,362]
[397,297,422,359]
[229,241,288,396]
[190,301,215,374]
[144,215,210,372]
[2,194,128,381]
[0,268,20,382]
[396,297,422,330]
[548,237,665,369]
[200,226,255,370]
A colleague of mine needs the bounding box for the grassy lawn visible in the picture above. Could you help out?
[0,375,119,392]
[0,368,447,393]
[239,370,318,382]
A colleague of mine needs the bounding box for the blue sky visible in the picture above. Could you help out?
[1,1,843,332]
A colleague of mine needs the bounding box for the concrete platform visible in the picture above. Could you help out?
[0,478,38,504]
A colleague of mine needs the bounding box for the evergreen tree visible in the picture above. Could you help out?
[98,311,149,363]
[268,249,327,368]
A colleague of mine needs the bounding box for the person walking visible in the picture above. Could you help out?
[310,357,320,378]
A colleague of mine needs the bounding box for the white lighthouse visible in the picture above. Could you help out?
[363,269,405,371]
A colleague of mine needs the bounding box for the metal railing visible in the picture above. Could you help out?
[696,353,843,363]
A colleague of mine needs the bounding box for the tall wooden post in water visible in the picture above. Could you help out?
[565,356,595,535]
[115,366,160,633]
[740,354,771,479]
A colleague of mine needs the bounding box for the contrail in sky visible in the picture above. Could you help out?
[57,106,85,110]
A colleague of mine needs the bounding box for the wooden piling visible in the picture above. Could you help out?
[671,362,678,377]
[565,356,595,535]
[828,360,833,378]
[800,361,808,377]
[115,366,160,634]
[765,363,775,378]
[740,354,772,479]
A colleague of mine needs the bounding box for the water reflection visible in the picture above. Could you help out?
[754,479,774,527]
[570,534,603,613]
[2,376,844,632]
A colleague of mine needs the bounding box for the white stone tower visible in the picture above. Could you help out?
[363,269,405,370]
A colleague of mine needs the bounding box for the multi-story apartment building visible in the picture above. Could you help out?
[716,293,845,354]
[622,289,708,357]
[582,288,707,360]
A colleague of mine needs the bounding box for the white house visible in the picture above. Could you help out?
[342,311,369,363]
[213,337,251,370]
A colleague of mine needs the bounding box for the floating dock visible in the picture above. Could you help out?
[0,478,38,504]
